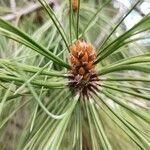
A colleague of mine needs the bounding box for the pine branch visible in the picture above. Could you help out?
[1,0,58,21]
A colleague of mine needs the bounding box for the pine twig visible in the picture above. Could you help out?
[1,0,58,21]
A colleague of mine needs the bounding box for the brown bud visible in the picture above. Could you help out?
[72,0,78,12]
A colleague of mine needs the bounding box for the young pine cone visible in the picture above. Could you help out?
[70,40,96,80]
[69,40,99,98]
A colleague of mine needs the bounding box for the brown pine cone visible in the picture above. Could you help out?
[69,40,99,98]
[70,40,96,80]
